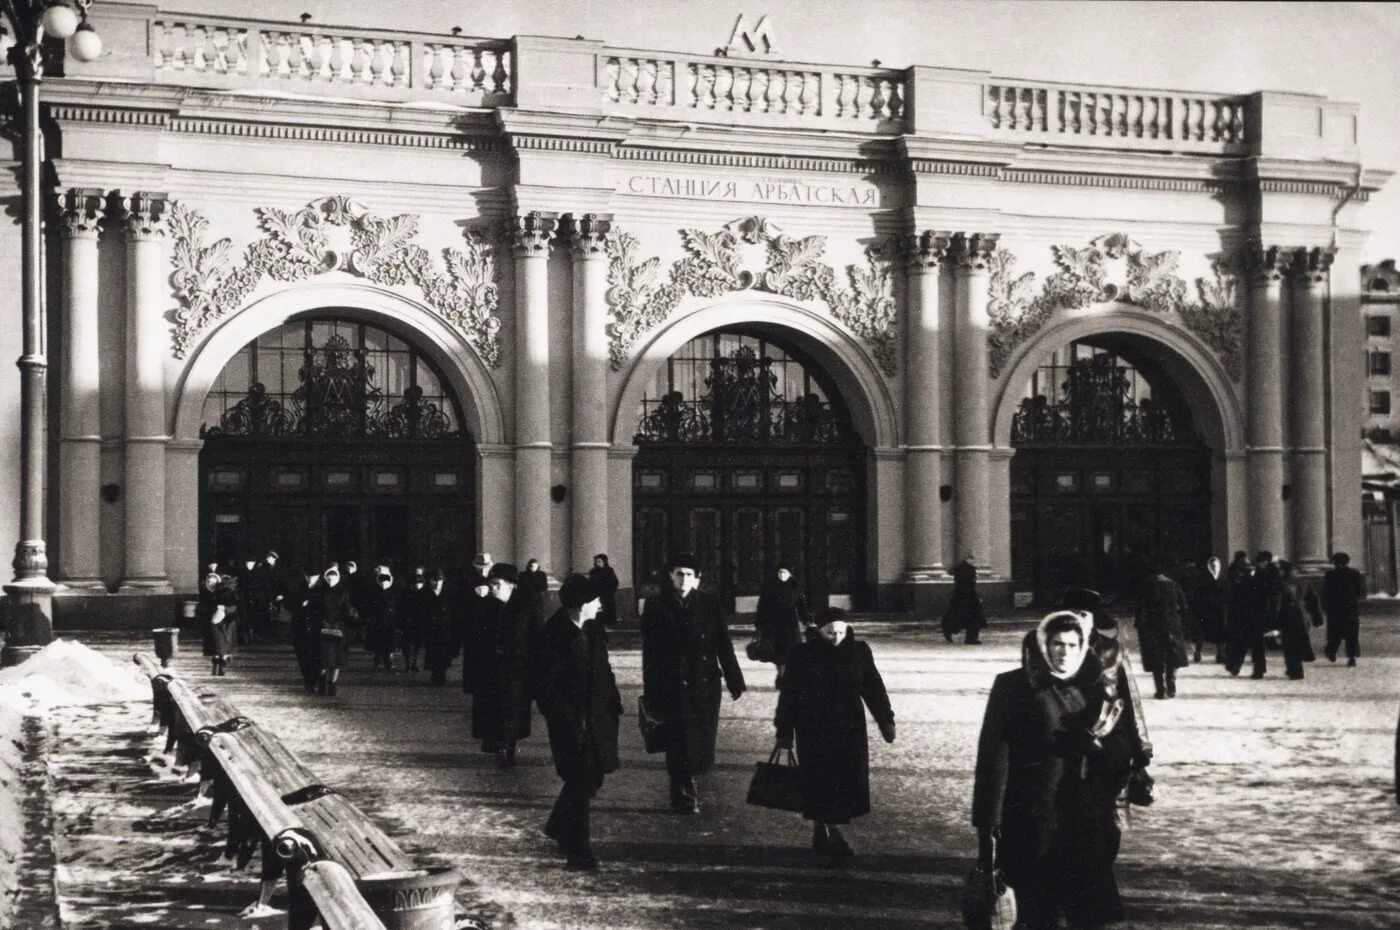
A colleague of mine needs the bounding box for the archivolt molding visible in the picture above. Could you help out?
[605,216,899,375]
[986,233,1242,381]
[168,196,504,366]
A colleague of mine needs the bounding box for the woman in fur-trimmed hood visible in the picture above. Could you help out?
[972,610,1128,929]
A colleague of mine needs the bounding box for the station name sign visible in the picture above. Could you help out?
[622,172,879,207]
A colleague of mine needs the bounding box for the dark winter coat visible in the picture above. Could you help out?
[1088,632,1150,793]
[418,587,459,672]
[1251,563,1283,633]
[361,585,399,655]
[244,562,280,626]
[398,583,427,649]
[468,592,537,747]
[1225,558,1255,637]
[198,585,237,656]
[519,568,549,624]
[1321,565,1363,631]
[588,565,621,627]
[640,588,746,774]
[754,577,812,665]
[1194,570,1228,643]
[942,559,987,637]
[537,608,622,782]
[315,583,355,670]
[972,627,1122,929]
[1135,575,1190,673]
[1277,579,1318,666]
[775,630,893,824]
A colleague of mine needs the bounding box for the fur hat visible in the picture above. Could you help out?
[473,552,493,568]
[665,552,700,573]
[559,574,601,610]
[487,562,519,584]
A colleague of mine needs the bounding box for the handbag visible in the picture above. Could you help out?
[1126,764,1155,807]
[745,636,776,663]
[959,836,1017,930]
[745,746,805,813]
[637,695,670,754]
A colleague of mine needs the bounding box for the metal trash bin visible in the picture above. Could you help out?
[152,627,180,668]
[356,866,461,930]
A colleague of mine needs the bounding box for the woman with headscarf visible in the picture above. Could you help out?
[774,606,894,865]
[1195,555,1228,664]
[470,563,537,767]
[363,563,399,672]
[198,571,237,676]
[972,611,1127,930]
[755,563,814,686]
[315,562,354,697]
[289,567,322,693]
[398,565,428,673]
[420,569,459,686]
[588,554,621,628]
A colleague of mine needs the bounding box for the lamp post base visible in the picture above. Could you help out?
[3,576,56,667]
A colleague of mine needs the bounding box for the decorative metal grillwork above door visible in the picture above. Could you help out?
[1011,348,1192,445]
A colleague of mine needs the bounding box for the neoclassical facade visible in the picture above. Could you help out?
[0,4,1390,623]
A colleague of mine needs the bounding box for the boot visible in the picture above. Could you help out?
[317,674,328,696]
[505,743,517,768]
[327,679,338,697]
[211,658,220,676]
[811,823,831,853]
[826,826,853,862]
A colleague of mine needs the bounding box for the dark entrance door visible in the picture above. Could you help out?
[198,317,474,579]
[632,331,866,611]
[1009,342,1212,605]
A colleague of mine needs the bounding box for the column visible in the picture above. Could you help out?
[952,232,999,572]
[57,189,106,589]
[904,230,951,581]
[1246,245,1289,557]
[512,211,558,572]
[1290,246,1333,570]
[118,192,173,592]
[564,212,612,572]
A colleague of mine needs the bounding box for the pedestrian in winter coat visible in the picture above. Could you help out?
[754,564,814,684]
[1194,556,1228,664]
[289,569,322,693]
[420,570,459,686]
[972,611,1127,930]
[774,607,894,864]
[459,573,492,693]
[470,563,538,766]
[942,555,986,644]
[398,567,428,672]
[1275,560,1319,680]
[1062,587,1153,771]
[1223,551,1255,675]
[537,574,622,871]
[362,565,400,671]
[244,551,282,641]
[640,552,746,814]
[199,571,237,676]
[1134,566,1190,698]
[519,559,549,625]
[314,563,355,697]
[1321,551,1364,667]
[1172,560,1204,657]
[588,554,621,628]
[235,559,259,646]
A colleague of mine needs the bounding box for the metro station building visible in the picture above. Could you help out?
[0,3,1390,624]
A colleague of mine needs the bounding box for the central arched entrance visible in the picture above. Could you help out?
[1010,338,1212,604]
[198,315,475,577]
[631,329,867,611]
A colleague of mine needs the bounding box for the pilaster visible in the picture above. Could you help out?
[512,211,558,573]
[1290,246,1333,571]
[904,230,952,582]
[1246,244,1289,558]
[951,231,998,574]
[563,212,612,572]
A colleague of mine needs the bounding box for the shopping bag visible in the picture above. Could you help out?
[745,636,776,663]
[637,695,670,754]
[960,836,1017,930]
[745,747,805,813]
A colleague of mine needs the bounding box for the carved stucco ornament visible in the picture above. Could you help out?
[169,196,504,366]
[606,216,899,375]
[986,234,1243,381]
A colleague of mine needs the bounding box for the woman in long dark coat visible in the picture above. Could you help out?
[1135,567,1190,698]
[519,559,549,625]
[1194,556,1228,664]
[471,563,537,766]
[754,564,814,684]
[420,570,458,686]
[537,574,622,870]
[289,569,322,693]
[942,555,986,644]
[398,566,427,673]
[775,607,894,864]
[972,611,1126,930]
[1276,560,1319,680]
[315,563,355,697]
[362,564,399,672]
[198,571,237,676]
[588,554,621,628]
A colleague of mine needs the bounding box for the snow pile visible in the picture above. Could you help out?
[0,639,148,709]
[1,699,21,925]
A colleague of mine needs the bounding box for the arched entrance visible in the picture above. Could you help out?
[631,329,867,610]
[197,315,475,577]
[1009,338,1212,604]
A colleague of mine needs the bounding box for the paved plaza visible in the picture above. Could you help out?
[29,609,1400,929]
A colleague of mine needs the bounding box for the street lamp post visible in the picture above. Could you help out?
[1,0,102,667]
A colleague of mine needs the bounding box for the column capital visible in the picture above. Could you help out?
[561,212,613,260]
[513,210,560,258]
[117,191,170,241]
[951,232,1000,273]
[906,230,953,271]
[1247,244,1293,285]
[1290,246,1335,286]
[58,187,106,239]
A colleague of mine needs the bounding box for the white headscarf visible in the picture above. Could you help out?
[1035,610,1094,681]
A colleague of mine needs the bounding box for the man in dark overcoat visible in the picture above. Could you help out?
[244,550,283,641]
[1275,560,1318,679]
[537,574,622,870]
[1134,565,1190,698]
[941,553,987,644]
[640,552,746,814]
[1321,551,1364,666]
[519,558,549,626]
[588,554,621,628]
[420,569,459,686]
[470,563,537,766]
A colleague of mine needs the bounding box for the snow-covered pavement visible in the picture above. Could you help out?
[8,608,1400,929]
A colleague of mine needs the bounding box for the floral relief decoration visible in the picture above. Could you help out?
[606,215,899,375]
[169,196,504,366]
[986,233,1243,381]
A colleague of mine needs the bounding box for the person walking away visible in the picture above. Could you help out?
[640,552,746,814]
[471,563,538,767]
[942,554,987,644]
[420,569,459,686]
[363,564,399,671]
[1275,560,1318,680]
[1223,551,1255,674]
[315,563,354,697]
[1321,551,1364,667]
[199,571,237,676]
[1135,564,1190,698]
[245,549,282,641]
[755,563,814,686]
[1173,560,1204,663]
[399,566,428,672]
[774,607,894,865]
[972,611,1126,930]
[235,559,258,646]
[289,568,322,693]
[538,574,623,870]
[1196,556,1228,664]
[520,559,549,626]
[460,572,491,694]
[1245,552,1283,679]
[588,554,621,628]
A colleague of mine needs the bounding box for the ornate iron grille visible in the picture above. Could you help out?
[200,318,461,440]
[1012,348,1186,445]
[635,334,855,445]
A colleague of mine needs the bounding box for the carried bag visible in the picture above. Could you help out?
[959,836,1017,930]
[745,746,805,813]
[745,636,776,663]
[1126,764,1155,807]
[637,695,670,754]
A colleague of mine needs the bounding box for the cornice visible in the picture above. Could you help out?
[169,117,503,153]
[615,145,900,176]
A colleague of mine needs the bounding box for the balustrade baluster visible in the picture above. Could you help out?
[1029,88,1044,131]
[1144,96,1158,138]
[800,72,819,115]
[1129,96,1142,138]
[713,65,734,110]
[603,57,620,102]
[836,73,856,118]
[346,38,365,84]
[493,49,509,94]
[765,69,785,113]
[391,42,410,87]
[731,67,751,111]
[427,44,445,89]
[886,77,903,121]
[1212,102,1228,142]
[700,64,718,109]
[785,71,804,115]
[1229,103,1244,143]
[622,59,640,103]
[451,46,471,92]
[988,86,1002,128]
[470,48,488,92]
[751,69,770,113]
[329,36,348,83]
[285,33,304,78]
[656,60,674,105]
[641,60,660,105]
[1016,87,1031,130]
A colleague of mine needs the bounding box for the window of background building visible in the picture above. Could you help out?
[1371,390,1392,415]
[1370,351,1392,376]
[1367,315,1392,337]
